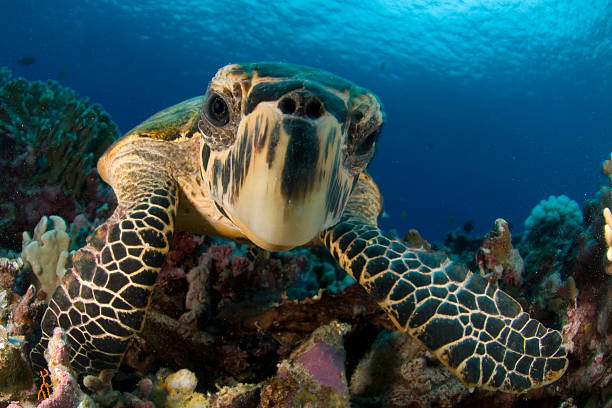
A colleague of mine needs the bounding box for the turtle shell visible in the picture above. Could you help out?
[127,95,204,140]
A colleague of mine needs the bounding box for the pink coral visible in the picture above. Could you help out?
[295,338,346,394]
[260,322,350,407]
[180,256,211,325]
[165,231,202,267]
[214,249,306,301]
[184,260,210,311]
[155,266,186,294]
[9,285,36,337]
[210,244,234,273]
[122,393,155,408]
[37,327,86,408]
[230,255,252,279]
[135,378,153,400]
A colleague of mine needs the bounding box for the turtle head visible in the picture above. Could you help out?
[198,62,384,251]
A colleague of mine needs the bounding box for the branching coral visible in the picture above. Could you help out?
[0,67,118,249]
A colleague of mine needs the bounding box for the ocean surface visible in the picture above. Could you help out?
[1,0,610,241]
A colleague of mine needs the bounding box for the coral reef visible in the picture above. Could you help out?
[0,67,118,250]
[130,236,371,389]
[1,189,611,406]
[1,179,611,408]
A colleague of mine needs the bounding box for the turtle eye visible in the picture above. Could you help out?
[205,92,230,127]
[355,129,379,155]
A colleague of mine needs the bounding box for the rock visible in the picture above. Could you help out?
[259,321,351,408]
[0,325,33,399]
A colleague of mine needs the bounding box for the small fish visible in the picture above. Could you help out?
[448,216,456,225]
[17,56,35,66]
[401,210,407,219]
[381,210,390,219]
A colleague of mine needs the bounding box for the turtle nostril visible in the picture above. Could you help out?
[306,99,324,119]
[278,97,296,114]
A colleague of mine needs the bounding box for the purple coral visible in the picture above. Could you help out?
[260,321,350,407]
[294,338,346,394]
[9,285,37,337]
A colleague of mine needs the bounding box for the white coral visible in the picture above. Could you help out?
[159,368,208,408]
[21,216,71,296]
[604,208,612,263]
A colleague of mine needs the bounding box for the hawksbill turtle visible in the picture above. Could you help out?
[30,62,567,393]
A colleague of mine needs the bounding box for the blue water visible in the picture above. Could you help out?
[1,0,611,241]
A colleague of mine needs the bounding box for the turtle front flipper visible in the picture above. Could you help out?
[31,167,177,376]
[321,211,567,394]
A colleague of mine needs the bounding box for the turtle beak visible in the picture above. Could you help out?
[207,101,355,251]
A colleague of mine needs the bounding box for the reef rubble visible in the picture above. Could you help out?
[1,69,611,407]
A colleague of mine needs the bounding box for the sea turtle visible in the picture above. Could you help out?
[31,62,567,393]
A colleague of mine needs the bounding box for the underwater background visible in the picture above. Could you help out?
[2,0,610,241]
[2,1,612,407]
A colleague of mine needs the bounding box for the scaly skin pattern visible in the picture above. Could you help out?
[31,167,177,376]
[320,219,568,393]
